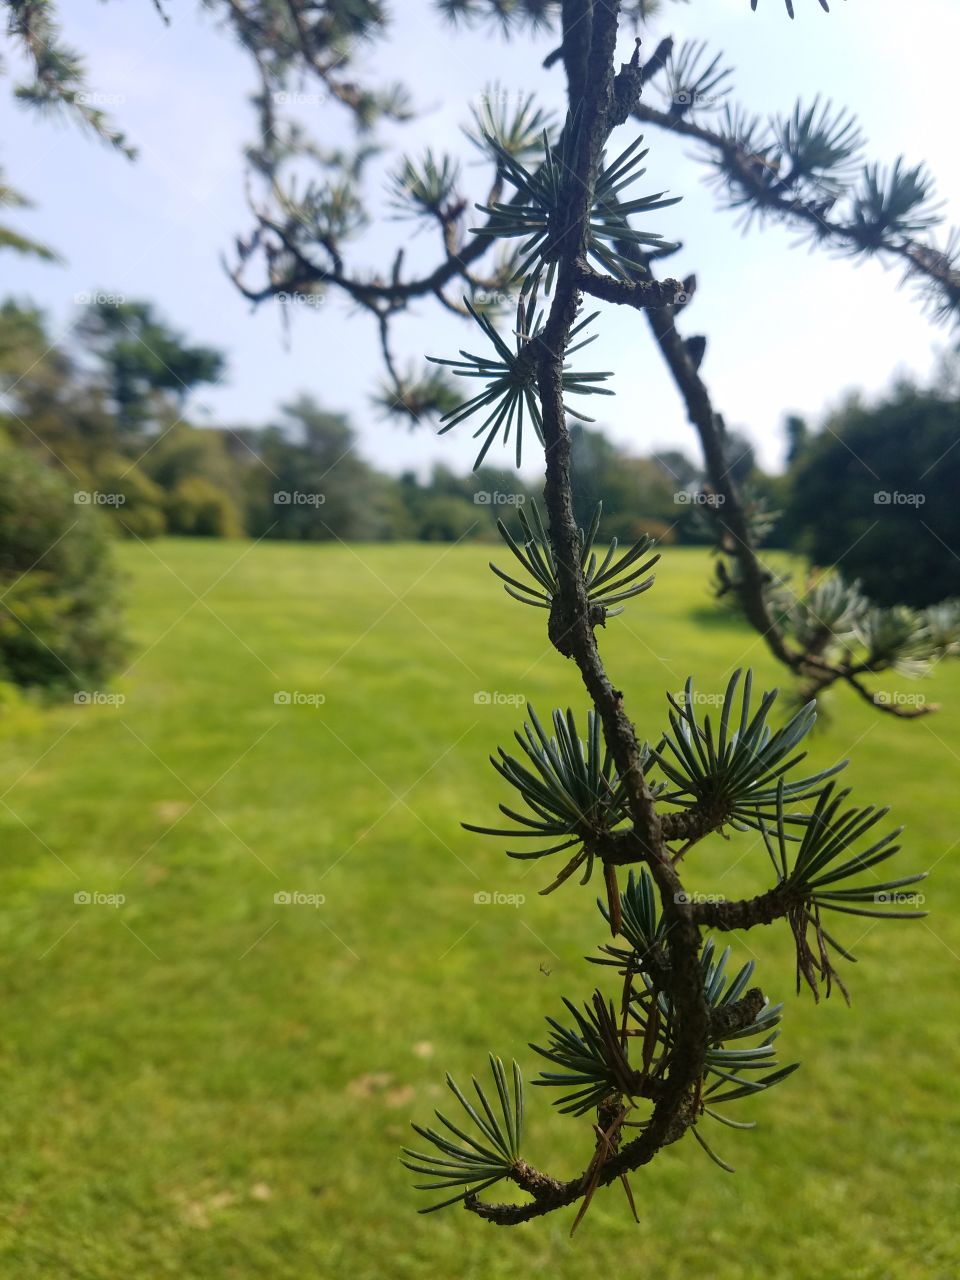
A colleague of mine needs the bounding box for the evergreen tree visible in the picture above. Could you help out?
[788,387,960,607]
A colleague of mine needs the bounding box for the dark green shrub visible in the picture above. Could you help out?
[788,391,960,607]
[165,476,243,537]
[0,437,125,692]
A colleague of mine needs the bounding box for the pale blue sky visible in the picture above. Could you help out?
[2,0,959,476]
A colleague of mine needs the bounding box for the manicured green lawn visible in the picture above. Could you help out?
[0,539,957,1278]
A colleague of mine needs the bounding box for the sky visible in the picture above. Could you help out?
[2,0,959,479]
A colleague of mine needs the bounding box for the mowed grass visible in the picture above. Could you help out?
[0,538,958,1279]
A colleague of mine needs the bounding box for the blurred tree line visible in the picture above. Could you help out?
[2,294,959,620]
[0,295,718,548]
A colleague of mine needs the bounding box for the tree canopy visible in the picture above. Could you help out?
[788,386,960,607]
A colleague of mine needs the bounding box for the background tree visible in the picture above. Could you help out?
[784,414,810,467]
[141,422,246,537]
[787,384,960,607]
[651,446,701,491]
[75,300,226,434]
[0,299,116,472]
[248,396,408,542]
[0,298,234,540]
[570,423,679,543]
[0,295,569,546]
[0,433,125,692]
